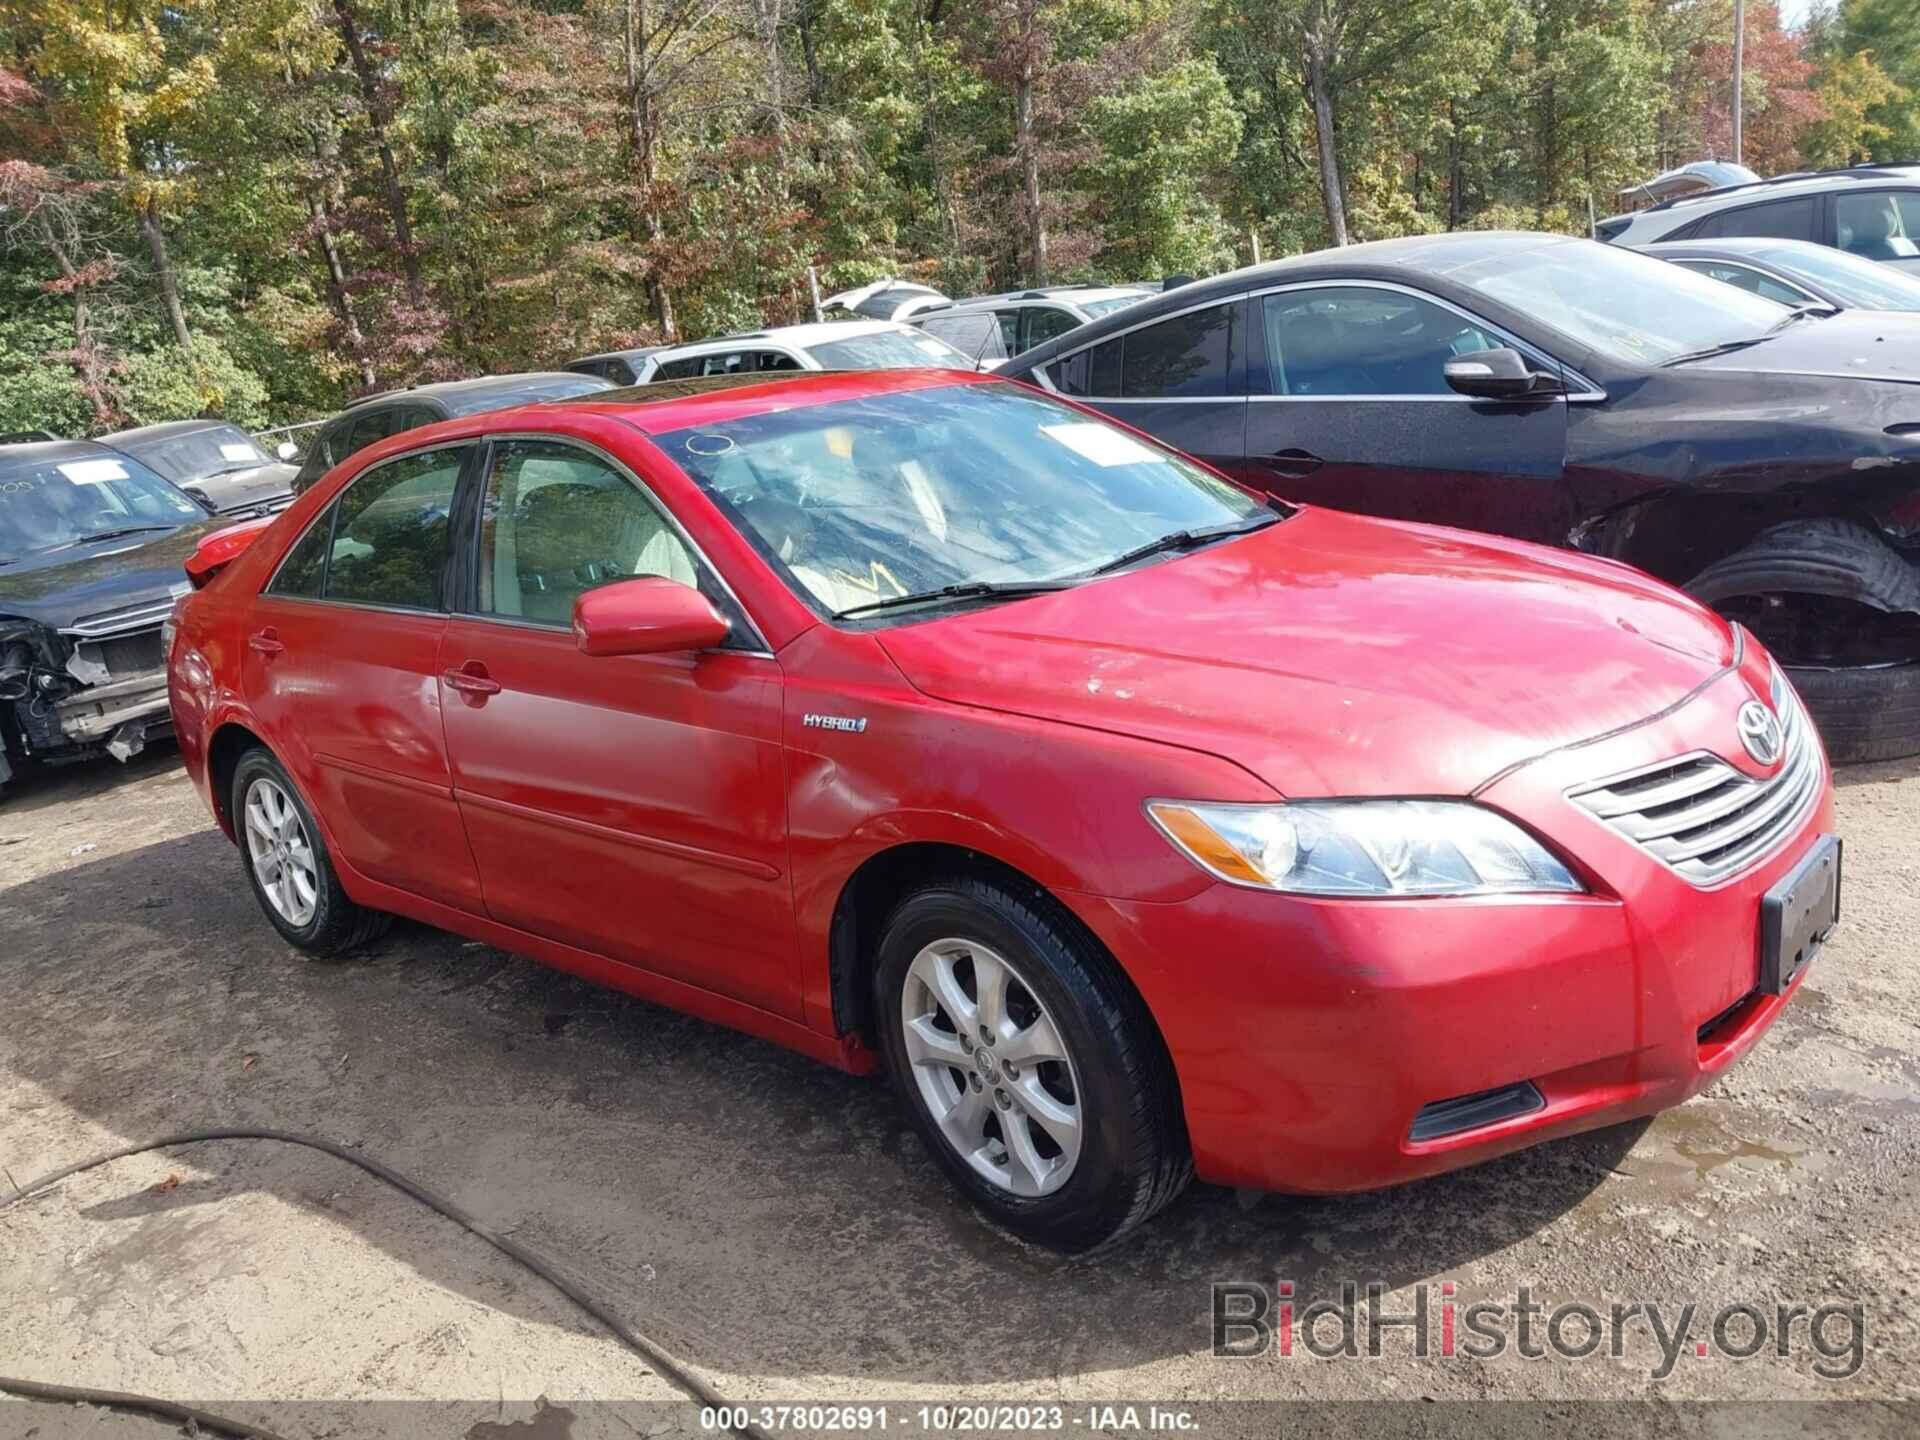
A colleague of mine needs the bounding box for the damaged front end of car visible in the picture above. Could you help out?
[0,594,181,788]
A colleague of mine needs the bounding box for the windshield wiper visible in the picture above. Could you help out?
[1086,515,1279,577]
[70,525,177,545]
[834,578,1077,619]
[1660,305,1835,367]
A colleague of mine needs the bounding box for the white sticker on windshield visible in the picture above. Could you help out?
[220,443,259,461]
[58,459,129,485]
[1040,423,1163,468]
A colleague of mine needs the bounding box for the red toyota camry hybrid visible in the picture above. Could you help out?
[167,369,1839,1251]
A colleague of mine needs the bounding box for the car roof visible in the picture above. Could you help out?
[568,345,671,366]
[0,437,127,466]
[1640,236,1838,260]
[651,318,914,355]
[98,418,244,444]
[1636,164,1920,217]
[549,366,992,435]
[923,284,1150,314]
[343,371,608,413]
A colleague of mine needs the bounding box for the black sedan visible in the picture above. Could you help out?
[1638,236,1920,312]
[100,418,299,515]
[997,231,1920,762]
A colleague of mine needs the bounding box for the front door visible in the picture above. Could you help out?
[242,442,485,912]
[437,437,798,1017]
[1235,284,1572,544]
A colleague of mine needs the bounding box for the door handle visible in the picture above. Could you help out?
[442,663,502,698]
[1265,448,1324,478]
[248,628,285,656]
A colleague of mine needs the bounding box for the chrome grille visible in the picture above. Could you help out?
[1568,686,1820,886]
[63,593,183,639]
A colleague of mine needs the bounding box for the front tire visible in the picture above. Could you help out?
[872,876,1189,1252]
[231,747,389,956]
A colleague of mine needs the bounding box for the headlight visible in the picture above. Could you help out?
[1146,799,1583,897]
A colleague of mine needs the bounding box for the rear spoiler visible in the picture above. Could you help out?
[184,516,275,589]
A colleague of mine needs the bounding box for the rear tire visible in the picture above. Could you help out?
[1685,520,1920,764]
[231,747,390,956]
[872,875,1189,1252]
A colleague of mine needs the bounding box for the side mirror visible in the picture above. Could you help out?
[573,576,730,658]
[1443,347,1564,401]
[276,441,300,462]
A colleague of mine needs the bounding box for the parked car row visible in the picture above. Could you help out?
[166,358,1843,1251]
[995,230,1920,764]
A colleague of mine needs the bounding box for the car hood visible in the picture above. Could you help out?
[0,520,220,632]
[876,508,1736,797]
[190,461,298,513]
[1689,309,1920,384]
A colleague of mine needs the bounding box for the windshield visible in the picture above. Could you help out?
[1751,244,1920,311]
[115,423,269,483]
[804,330,975,371]
[0,451,204,564]
[661,382,1270,617]
[1454,240,1789,365]
[1079,293,1148,319]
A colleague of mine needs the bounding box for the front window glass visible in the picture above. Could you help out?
[324,445,467,609]
[1023,306,1081,350]
[116,424,271,484]
[1454,240,1788,365]
[1752,242,1920,309]
[660,382,1269,618]
[475,440,709,627]
[1835,192,1920,261]
[804,329,973,370]
[0,450,203,565]
[1263,287,1499,396]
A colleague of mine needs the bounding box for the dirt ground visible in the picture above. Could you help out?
[0,745,1915,1438]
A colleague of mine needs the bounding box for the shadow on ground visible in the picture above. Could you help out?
[0,806,1649,1389]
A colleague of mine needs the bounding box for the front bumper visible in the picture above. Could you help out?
[1062,662,1835,1195]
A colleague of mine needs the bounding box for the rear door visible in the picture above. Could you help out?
[1043,297,1249,474]
[243,441,485,912]
[1236,282,1572,543]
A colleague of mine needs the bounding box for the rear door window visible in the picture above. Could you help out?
[1686,196,1818,243]
[322,445,470,610]
[1116,302,1239,398]
[652,356,705,382]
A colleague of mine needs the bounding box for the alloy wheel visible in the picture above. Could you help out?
[244,777,319,928]
[899,937,1084,1197]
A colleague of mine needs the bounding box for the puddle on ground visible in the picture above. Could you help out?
[1633,1109,1806,1187]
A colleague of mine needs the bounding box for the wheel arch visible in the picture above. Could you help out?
[206,719,268,842]
[825,842,1181,1100]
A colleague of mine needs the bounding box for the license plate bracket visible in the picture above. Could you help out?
[1761,835,1841,996]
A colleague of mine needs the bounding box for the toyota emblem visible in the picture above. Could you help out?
[1736,700,1784,767]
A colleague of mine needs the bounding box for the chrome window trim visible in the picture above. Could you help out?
[473,430,773,654]
[1669,258,1818,306]
[1036,278,1606,404]
[263,436,474,603]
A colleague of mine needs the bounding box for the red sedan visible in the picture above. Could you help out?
[167,370,1839,1250]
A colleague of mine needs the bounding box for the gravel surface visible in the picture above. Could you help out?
[0,747,1914,1437]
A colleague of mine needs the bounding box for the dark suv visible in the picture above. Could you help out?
[292,372,612,493]
[999,231,1920,762]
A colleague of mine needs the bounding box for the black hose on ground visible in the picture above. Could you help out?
[0,1128,763,1439]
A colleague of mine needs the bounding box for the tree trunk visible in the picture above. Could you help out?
[1305,34,1348,246]
[39,217,113,426]
[1014,65,1047,284]
[1448,98,1463,231]
[138,198,193,349]
[624,0,676,339]
[308,190,377,388]
[333,0,424,302]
